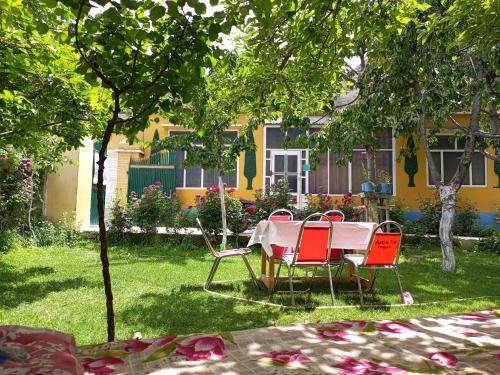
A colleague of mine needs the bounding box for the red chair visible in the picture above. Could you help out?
[274,213,337,306]
[197,218,260,290]
[344,221,404,305]
[321,209,345,222]
[268,209,294,260]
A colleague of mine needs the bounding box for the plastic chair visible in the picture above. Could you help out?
[321,209,345,222]
[274,213,337,306]
[344,220,404,305]
[268,209,294,260]
[197,218,260,290]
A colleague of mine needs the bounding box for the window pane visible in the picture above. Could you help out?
[471,152,485,185]
[203,168,218,188]
[266,160,271,176]
[185,166,202,187]
[309,152,328,194]
[222,131,237,142]
[223,170,237,188]
[266,128,285,148]
[431,136,454,150]
[351,151,365,194]
[287,175,298,192]
[428,152,442,185]
[443,152,469,184]
[329,153,349,194]
[376,128,393,149]
[274,155,285,172]
[287,155,298,172]
[175,150,185,187]
[375,151,393,180]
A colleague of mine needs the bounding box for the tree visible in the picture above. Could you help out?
[55,0,227,341]
[161,55,255,249]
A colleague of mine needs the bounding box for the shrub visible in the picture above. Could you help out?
[453,201,478,237]
[389,198,407,226]
[251,180,295,224]
[108,200,131,243]
[415,195,441,235]
[0,230,22,253]
[0,156,33,234]
[128,182,168,233]
[164,193,182,228]
[476,232,500,254]
[196,186,247,238]
[32,217,58,246]
[55,214,81,246]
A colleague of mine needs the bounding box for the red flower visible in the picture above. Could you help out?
[80,357,124,374]
[428,352,457,368]
[316,329,351,342]
[335,356,407,374]
[175,336,225,361]
[263,350,310,365]
[377,321,416,334]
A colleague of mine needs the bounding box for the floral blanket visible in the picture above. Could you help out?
[76,310,500,374]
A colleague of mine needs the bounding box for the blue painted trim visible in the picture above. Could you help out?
[404,211,499,228]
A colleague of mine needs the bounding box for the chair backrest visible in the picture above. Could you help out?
[196,218,218,257]
[292,213,332,264]
[321,209,345,222]
[363,221,403,266]
[268,209,294,221]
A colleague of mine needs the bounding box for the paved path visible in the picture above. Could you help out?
[77,310,500,374]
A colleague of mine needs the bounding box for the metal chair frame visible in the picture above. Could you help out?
[322,209,345,222]
[274,213,337,306]
[267,209,294,221]
[345,220,404,306]
[197,218,260,290]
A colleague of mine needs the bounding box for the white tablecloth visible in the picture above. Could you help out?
[247,221,378,257]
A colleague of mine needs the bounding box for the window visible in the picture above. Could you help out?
[427,135,486,186]
[264,126,394,195]
[170,131,238,188]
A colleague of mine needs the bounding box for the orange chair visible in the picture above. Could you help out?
[268,209,294,260]
[344,221,404,305]
[275,213,337,306]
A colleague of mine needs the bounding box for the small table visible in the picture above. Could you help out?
[247,220,379,292]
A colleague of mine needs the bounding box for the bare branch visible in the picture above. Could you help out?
[480,150,500,162]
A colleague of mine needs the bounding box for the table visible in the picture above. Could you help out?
[247,220,379,292]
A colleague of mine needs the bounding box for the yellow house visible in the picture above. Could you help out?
[44,113,500,228]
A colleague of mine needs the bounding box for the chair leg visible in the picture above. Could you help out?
[355,272,364,306]
[394,266,404,302]
[274,259,283,291]
[242,254,260,290]
[326,263,336,306]
[206,258,221,289]
[287,264,295,306]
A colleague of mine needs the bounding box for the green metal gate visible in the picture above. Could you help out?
[127,152,176,199]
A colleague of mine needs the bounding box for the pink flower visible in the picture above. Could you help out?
[124,339,151,353]
[175,336,225,361]
[213,186,220,193]
[335,356,407,374]
[316,329,351,342]
[377,321,416,334]
[428,352,457,368]
[490,350,500,359]
[80,356,124,374]
[456,312,489,321]
[263,350,310,365]
[334,320,367,329]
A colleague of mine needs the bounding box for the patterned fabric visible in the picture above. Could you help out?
[75,310,500,374]
[0,325,83,375]
[215,248,251,257]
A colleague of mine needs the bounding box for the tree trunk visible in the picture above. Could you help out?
[98,120,117,342]
[365,144,376,182]
[438,185,457,272]
[218,174,227,250]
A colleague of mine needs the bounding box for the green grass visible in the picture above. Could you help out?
[1,239,499,346]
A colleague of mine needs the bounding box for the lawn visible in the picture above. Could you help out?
[1,238,499,346]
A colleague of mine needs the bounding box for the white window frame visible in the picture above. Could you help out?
[426,135,487,188]
[262,125,394,197]
[168,130,239,190]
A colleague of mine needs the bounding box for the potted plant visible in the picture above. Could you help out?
[361,163,375,193]
[376,169,393,194]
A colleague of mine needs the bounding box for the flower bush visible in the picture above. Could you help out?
[196,186,248,238]
[301,192,366,222]
[251,180,294,224]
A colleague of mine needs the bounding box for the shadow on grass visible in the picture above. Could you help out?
[120,283,283,336]
[0,261,97,309]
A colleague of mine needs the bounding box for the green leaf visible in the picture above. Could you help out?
[42,0,58,7]
[102,7,121,23]
[209,0,218,5]
[94,350,129,358]
[36,23,49,34]
[361,321,377,335]
[208,23,221,41]
[121,0,139,10]
[143,342,176,362]
[193,1,206,14]
[150,5,166,21]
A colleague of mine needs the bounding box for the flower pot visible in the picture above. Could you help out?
[378,183,393,194]
[361,182,374,192]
